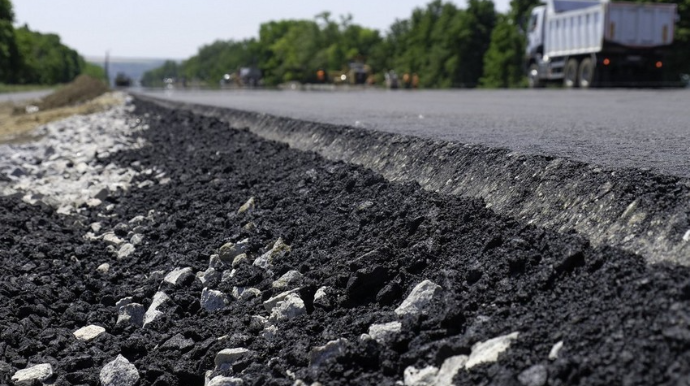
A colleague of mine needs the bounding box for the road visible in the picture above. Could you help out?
[141,88,690,178]
[0,90,52,104]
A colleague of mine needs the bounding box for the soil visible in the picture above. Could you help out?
[2,98,690,385]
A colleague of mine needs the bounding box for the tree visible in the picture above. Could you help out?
[481,15,525,87]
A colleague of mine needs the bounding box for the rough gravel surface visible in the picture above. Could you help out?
[2,98,690,386]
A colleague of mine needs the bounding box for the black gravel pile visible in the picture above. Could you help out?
[2,99,690,385]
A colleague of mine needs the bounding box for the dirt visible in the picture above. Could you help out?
[0,75,116,144]
[2,98,690,385]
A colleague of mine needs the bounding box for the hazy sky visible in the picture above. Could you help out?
[13,0,511,60]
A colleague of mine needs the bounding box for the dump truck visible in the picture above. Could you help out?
[526,0,678,87]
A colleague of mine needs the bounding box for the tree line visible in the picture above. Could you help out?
[143,0,689,88]
[0,0,104,86]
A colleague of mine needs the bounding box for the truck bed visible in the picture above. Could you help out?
[544,1,676,58]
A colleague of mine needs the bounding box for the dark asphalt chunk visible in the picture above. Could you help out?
[1,99,690,385]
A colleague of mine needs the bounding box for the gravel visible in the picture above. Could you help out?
[2,97,690,385]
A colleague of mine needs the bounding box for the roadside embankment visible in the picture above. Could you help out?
[135,94,690,266]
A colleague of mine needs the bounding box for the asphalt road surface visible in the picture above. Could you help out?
[0,90,52,104]
[141,88,690,178]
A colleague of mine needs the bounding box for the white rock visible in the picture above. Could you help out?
[143,291,170,327]
[253,238,290,269]
[237,196,255,213]
[466,332,519,369]
[215,348,251,369]
[86,198,102,207]
[231,286,261,301]
[130,233,144,245]
[163,267,193,285]
[309,338,348,368]
[272,270,303,289]
[11,363,53,384]
[549,341,564,360]
[201,288,228,312]
[208,376,245,386]
[219,239,249,263]
[73,325,106,341]
[209,254,223,268]
[196,267,218,285]
[117,243,135,259]
[100,354,139,386]
[129,215,146,224]
[269,293,306,322]
[116,297,133,310]
[403,365,438,386]
[368,321,402,344]
[263,289,300,311]
[103,232,124,247]
[97,263,110,274]
[435,355,469,386]
[232,253,249,267]
[518,364,548,386]
[395,280,442,317]
[90,222,103,232]
[313,286,334,309]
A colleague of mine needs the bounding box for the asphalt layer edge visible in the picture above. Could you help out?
[133,93,690,266]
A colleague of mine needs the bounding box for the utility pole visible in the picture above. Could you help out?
[104,50,110,87]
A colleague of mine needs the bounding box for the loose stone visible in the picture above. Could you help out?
[100,355,139,386]
[549,341,564,360]
[394,280,442,317]
[309,338,348,369]
[215,348,251,370]
[208,376,245,386]
[116,303,145,327]
[143,291,170,327]
[117,243,135,259]
[518,364,548,386]
[367,321,402,344]
[219,239,249,263]
[269,293,307,322]
[163,267,194,285]
[11,363,53,384]
[73,325,106,341]
[403,365,438,386]
[237,196,255,213]
[263,289,301,312]
[253,238,290,269]
[272,270,303,289]
[96,263,110,274]
[465,332,520,369]
[201,287,228,312]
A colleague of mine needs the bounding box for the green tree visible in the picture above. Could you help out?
[0,0,18,83]
[480,15,525,87]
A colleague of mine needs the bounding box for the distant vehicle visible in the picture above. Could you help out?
[526,0,677,87]
[114,72,132,87]
[220,67,262,88]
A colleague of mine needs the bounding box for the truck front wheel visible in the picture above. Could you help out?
[578,58,595,88]
[564,59,579,88]
[528,64,543,88]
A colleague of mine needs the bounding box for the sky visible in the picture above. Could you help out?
[13,0,511,60]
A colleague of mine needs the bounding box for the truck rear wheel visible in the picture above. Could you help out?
[578,58,595,88]
[564,59,579,88]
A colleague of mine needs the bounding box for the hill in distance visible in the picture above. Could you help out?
[86,56,175,87]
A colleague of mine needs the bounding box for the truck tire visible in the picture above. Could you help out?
[564,58,579,88]
[578,58,595,88]
[528,64,543,88]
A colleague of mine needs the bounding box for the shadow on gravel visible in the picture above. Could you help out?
[2,99,690,385]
